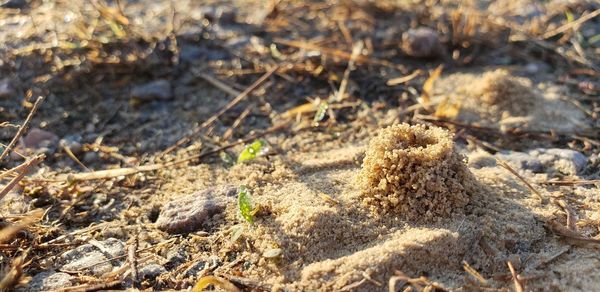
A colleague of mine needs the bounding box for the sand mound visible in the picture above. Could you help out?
[434,69,590,132]
[472,69,535,117]
[358,124,477,221]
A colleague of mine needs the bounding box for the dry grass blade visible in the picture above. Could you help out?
[162,66,279,155]
[462,261,488,285]
[538,179,600,186]
[223,275,273,291]
[335,41,363,101]
[546,219,600,245]
[127,235,140,289]
[0,96,44,162]
[274,38,398,68]
[387,69,423,86]
[507,261,524,292]
[543,9,600,39]
[0,155,44,201]
[556,200,578,232]
[62,122,289,182]
[496,159,544,200]
[194,70,242,97]
[56,280,121,292]
[0,252,27,290]
[0,209,44,243]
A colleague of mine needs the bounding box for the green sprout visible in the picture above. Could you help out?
[238,185,256,224]
[219,151,235,167]
[313,100,328,125]
[237,139,268,163]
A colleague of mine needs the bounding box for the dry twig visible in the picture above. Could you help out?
[0,96,44,162]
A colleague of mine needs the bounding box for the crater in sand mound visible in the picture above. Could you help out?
[358,123,478,221]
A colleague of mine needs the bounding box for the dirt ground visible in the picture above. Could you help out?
[1,0,599,291]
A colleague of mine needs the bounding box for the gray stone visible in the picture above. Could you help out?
[496,151,543,172]
[139,263,166,280]
[401,27,442,58]
[131,79,173,101]
[60,238,125,276]
[27,271,74,291]
[17,128,60,157]
[156,185,237,234]
[0,77,13,98]
[529,148,588,175]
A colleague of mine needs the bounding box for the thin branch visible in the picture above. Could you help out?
[0,96,44,162]
[0,155,44,201]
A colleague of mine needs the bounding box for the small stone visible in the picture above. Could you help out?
[131,79,173,101]
[0,77,13,98]
[495,151,543,172]
[528,148,588,175]
[165,248,187,270]
[13,128,59,158]
[156,186,237,234]
[401,27,442,58]
[27,271,74,291]
[139,263,166,280]
[21,128,59,150]
[60,238,125,276]
[263,248,282,258]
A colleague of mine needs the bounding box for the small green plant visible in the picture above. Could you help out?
[237,185,256,224]
[219,151,235,167]
[237,139,268,163]
[313,100,328,125]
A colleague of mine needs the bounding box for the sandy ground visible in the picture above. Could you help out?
[0,0,599,291]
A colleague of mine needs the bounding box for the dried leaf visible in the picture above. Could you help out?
[192,276,240,292]
[420,64,444,106]
[434,96,461,119]
[281,102,315,119]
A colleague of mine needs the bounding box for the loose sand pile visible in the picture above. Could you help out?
[433,69,590,132]
[357,124,477,221]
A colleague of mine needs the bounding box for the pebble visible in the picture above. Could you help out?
[27,271,74,291]
[131,79,173,101]
[60,238,125,276]
[496,151,543,172]
[13,128,59,158]
[401,27,442,58]
[156,185,237,234]
[139,263,166,280]
[528,148,588,175]
[0,77,13,98]
[21,128,59,150]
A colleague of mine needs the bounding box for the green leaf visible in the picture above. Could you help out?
[238,186,255,224]
[237,139,268,163]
